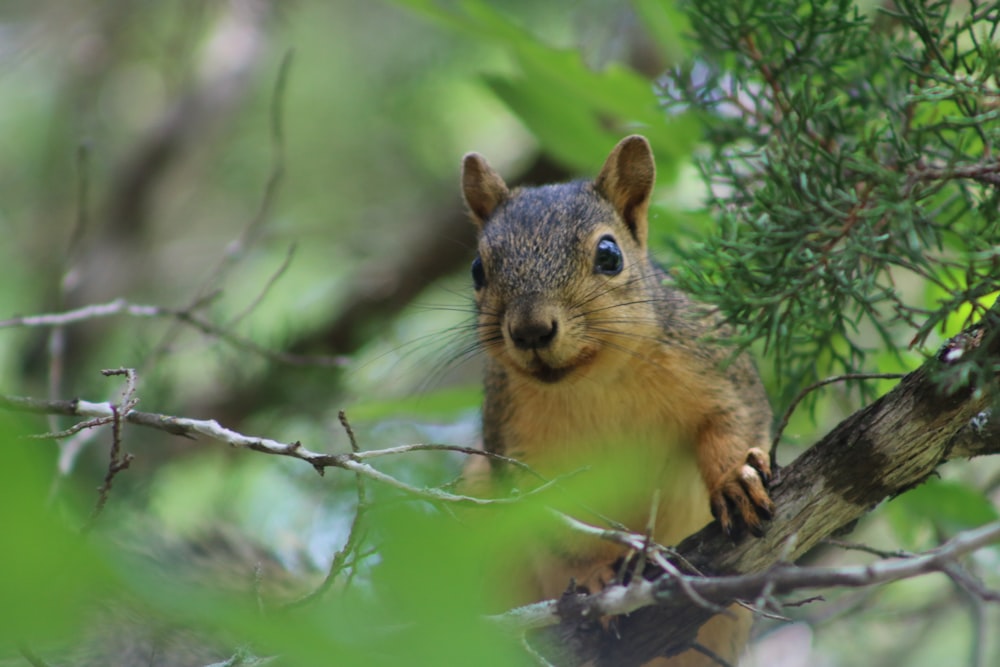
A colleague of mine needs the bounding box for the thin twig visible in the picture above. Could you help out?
[689,641,733,667]
[339,409,360,455]
[83,369,138,532]
[139,48,293,376]
[948,561,990,667]
[781,595,825,608]
[284,411,371,610]
[0,298,347,368]
[353,443,548,479]
[941,561,1000,603]
[45,142,94,438]
[227,243,297,328]
[0,299,159,328]
[771,372,905,465]
[29,416,115,440]
[0,393,564,508]
[203,651,275,667]
[823,538,913,559]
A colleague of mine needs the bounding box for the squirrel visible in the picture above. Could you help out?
[460,135,775,667]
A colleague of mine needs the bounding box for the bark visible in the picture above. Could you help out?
[535,315,1000,667]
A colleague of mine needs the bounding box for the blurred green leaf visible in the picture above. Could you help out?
[485,74,613,170]
[348,385,482,422]
[629,0,690,64]
[367,503,525,667]
[390,0,699,178]
[886,478,1000,549]
[0,414,111,643]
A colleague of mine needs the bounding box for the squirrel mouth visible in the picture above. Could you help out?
[524,348,598,384]
[530,362,574,384]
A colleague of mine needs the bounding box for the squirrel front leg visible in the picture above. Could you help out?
[696,414,774,538]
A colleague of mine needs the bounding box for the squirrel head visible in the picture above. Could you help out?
[461,135,660,385]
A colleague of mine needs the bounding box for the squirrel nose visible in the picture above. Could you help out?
[509,318,558,350]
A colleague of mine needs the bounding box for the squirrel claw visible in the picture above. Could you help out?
[710,447,774,540]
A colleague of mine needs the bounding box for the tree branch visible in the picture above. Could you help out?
[0,298,347,368]
[533,314,1000,666]
[492,519,1000,649]
[0,394,568,508]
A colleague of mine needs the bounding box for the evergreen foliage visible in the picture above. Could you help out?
[660,0,1000,402]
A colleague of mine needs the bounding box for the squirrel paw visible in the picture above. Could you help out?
[709,447,774,539]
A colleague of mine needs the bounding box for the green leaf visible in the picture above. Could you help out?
[886,478,1000,549]
[348,385,482,422]
[629,0,690,64]
[486,74,613,170]
[0,413,111,643]
[389,0,699,179]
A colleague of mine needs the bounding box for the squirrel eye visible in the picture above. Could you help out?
[471,256,486,290]
[594,236,623,275]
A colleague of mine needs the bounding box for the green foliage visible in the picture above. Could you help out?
[347,385,482,422]
[394,0,700,179]
[629,0,690,64]
[656,0,1000,403]
[886,477,1000,550]
[0,414,110,644]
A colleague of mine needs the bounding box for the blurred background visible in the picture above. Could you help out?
[0,1,998,666]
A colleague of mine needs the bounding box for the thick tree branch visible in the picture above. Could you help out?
[534,316,1000,667]
[492,519,1000,632]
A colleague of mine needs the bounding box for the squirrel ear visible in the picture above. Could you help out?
[594,135,655,244]
[462,153,510,225]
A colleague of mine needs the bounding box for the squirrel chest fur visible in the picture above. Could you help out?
[461,136,774,666]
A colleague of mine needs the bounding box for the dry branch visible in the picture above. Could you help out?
[0,394,566,508]
[0,298,346,368]
[493,519,1000,632]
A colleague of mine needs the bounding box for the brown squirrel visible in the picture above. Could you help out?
[461,135,775,666]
